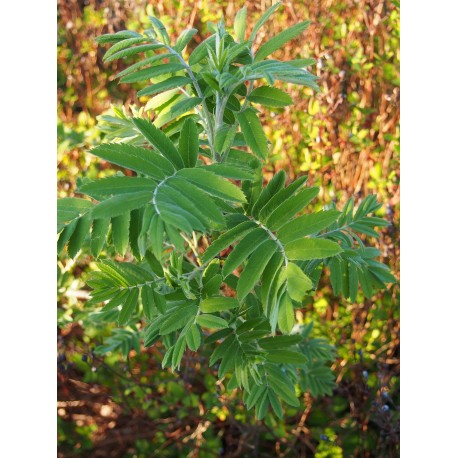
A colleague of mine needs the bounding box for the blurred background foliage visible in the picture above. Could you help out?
[57,0,399,456]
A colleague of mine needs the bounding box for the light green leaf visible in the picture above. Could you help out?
[251,170,286,218]
[137,76,192,97]
[103,37,147,61]
[202,164,253,181]
[104,44,163,63]
[57,198,93,227]
[236,108,269,159]
[111,212,131,256]
[153,97,202,128]
[277,209,341,244]
[237,239,278,301]
[149,16,170,45]
[155,184,207,232]
[255,21,311,62]
[91,192,153,219]
[120,62,185,84]
[118,289,139,326]
[247,86,293,107]
[167,176,225,229]
[178,118,199,167]
[89,143,175,179]
[258,175,308,221]
[285,238,343,260]
[196,314,229,329]
[222,227,270,277]
[202,221,257,263]
[96,30,142,45]
[141,286,156,320]
[248,2,282,42]
[234,6,247,41]
[175,28,198,52]
[90,218,110,258]
[265,187,319,230]
[200,297,239,313]
[79,177,155,200]
[115,53,175,79]
[144,213,162,260]
[278,293,295,333]
[68,213,92,258]
[132,117,184,170]
[177,168,247,202]
[185,323,201,351]
[285,262,313,302]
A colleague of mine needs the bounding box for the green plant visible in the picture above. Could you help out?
[57,2,395,420]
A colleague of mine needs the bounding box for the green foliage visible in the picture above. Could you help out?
[57,3,395,422]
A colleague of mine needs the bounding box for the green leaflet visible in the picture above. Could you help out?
[111,212,131,256]
[67,213,92,258]
[115,53,175,79]
[185,323,201,351]
[156,207,194,234]
[118,289,139,326]
[141,285,156,320]
[236,108,269,159]
[159,304,198,335]
[79,177,155,200]
[90,218,110,258]
[95,30,142,44]
[201,274,223,297]
[178,118,199,167]
[155,184,208,232]
[149,16,170,45]
[104,44,164,63]
[200,297,239,313]
[175,28,198,53]
[247,86,293,107]
[222,227,270,277]
[237,239,278,301]
[202,221,257,263]
[176,168,247,203]
[277,209,341,244]
[57,197,93,228]
[255,21,311,62]
[258,335,302,350]
[167,177,225,229]
[248,2,282,42]
[285,262,313,302]
[260,251,284,312]
[285,238,342,260]
[119,63,184,84]
[265,187,319,230]
[146,213,163,260]
[265,349,307,365]
[196,314,229,329]
[91,192,153,219]
[89,143,175,179]
[153,97,202,129]
[132,117,184,170]
[145,88,181,112]
[202,164,253,181]
[103,37,148,60]
[137,76,192,97]
[258,175,308,221]
[234,6,247,42]
[57,219,78,254]
[251,170,286,218]
[278,293,295,334]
